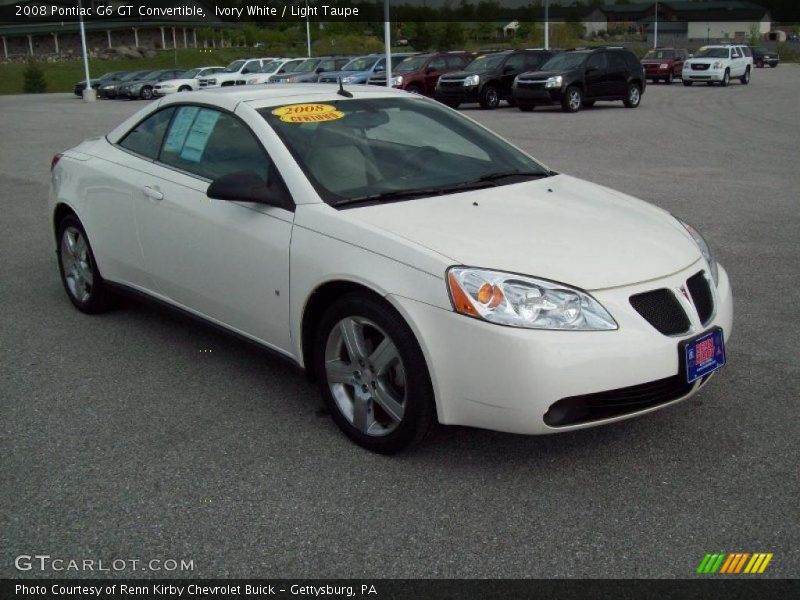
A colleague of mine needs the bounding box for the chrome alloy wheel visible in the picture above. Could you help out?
[60,226,94,303]
[629,86,641,106]
[568,89,582,111]
[324,316,407,436]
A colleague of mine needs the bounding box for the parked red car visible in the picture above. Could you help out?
[367,51,473,96]
[641,47,688,84]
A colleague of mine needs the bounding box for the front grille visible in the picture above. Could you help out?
[438,80,464,87]
[691,63,711,71]
[630,289,691,335]
[545,375,703,427]
[516,79,545,86]
[687,271,714,325]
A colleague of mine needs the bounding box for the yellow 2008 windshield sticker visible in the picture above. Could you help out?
[272,103,344,124]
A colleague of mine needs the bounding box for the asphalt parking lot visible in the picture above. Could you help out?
[2,67,799,579]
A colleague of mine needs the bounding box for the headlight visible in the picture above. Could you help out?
[207,79,216,85]
[341,76,356,84]
[677,219,719,285]
[712,61,723,69]
[545,75,563,89]
[659,63,669,70]
[447,267,617,331]
[247,78,259,85]
[102,85,114,90]
[464,74,480,86]
[390,76,403,86]
[285,77,295,83]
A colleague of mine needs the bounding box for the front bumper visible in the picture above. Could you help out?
[434,84,480,103]
[512,83,564,105]
[390,262,733,435]
[683,67,726,82]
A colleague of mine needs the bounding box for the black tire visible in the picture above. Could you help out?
[479,84,500,109]
[757,59,764,68]
[56,214,115,314]
[740,67,750,85]
[518,103,534,112]
[178,85,192,92]
[406,84,423,95]
[683,80,693,86]
[582,100,595,108]
[313,293,436,454]
[561,85,582,113]
[665,71,673,84]
[720,69,730,87]
[140,86,153,100]
[769,63,777,68]
[623,83,642,108]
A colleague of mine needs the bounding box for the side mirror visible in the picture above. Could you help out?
[586,66,598,73]
[315,67,324,73]
[375,65,385,72]
[503,65,515,73]
[241,68,251,74]
[207,171,288,209]
[426,66,436,74]
[688,53,694,58]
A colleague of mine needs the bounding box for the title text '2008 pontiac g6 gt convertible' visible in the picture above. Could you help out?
[49,85,732,453]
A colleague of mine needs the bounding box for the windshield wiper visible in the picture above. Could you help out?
[334,171,553,208]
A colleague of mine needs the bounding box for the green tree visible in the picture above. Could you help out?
[23,60,46,94]
[438,22,466,50]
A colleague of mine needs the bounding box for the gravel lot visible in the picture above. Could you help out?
[2,67,799,579]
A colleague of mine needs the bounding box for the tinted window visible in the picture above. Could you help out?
[447,55,468,69]
[428,57,447,71]
[160,107,270,182]
[119,108,175,160]
[586,52,608,71]
[742,47,752,57]
[731,47,741,58]
[504,53,526,72]
[525,53,548,69]
[624,52,642,70]
[609,52,628,70]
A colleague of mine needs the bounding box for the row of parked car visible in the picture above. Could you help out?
[75,43,779,111]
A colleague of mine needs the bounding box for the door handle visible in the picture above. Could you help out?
[142,186,164,201]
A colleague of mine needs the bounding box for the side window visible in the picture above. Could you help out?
[160,107,269,182]
[242,61,258,74]
[375,58,387,71]
[524,54,544,69]
[446,56,465,69]
[428,57,447,72]
[744,47,752,57]
[609,51,628,70]
[504,53,526,72]
[119,107,175,160]
[625,52,641,70]
[731,47,741,59]
[335,58,350,69]
[586,52,608,71]
[319,60,334,71]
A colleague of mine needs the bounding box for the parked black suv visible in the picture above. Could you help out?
[512,47,645,113]
[752,47,779,68]
[434,49,557,109]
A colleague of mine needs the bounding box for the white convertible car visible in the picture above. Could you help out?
[49,85,733,452]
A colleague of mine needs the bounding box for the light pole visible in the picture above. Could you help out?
[653,1,659,49]
[305,1,311,57]
[544,0,549,50]
[77,0,94,102]
[384,0,391,87]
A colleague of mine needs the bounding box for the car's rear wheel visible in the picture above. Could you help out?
[562,86,582,113]
[769,63,777,68]
[140,86,153,100]
[740,67,750,84]
[720,69,730,87]
[479,84,500,109]
[314,293,435,454]
[57,215,114,314]
[623,83,641,108]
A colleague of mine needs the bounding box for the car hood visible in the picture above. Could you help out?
[518,69,573,80]
[440,69,491,79]
[344,175,699,290]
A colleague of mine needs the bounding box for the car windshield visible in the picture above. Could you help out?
[181,68,200,78]
[541,53,588,71]
[284,60,305,72]
[644,49,674,59]
[260,97,549,206]
[396,56,428,72]
[293,58,321,73]
[342,56,377,71]
[695,47,729,58]
[224,60,246,73]
[464,54,506,72]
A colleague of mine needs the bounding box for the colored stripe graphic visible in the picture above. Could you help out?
[734,553,750,573]
[697,554,712,574]
[758,554,773,573]
[702,552,774,574]
[719,554,736,574]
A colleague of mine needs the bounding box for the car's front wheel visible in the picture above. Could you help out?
[140,86,153,100]
[720,69,730,87]
[57,215,115,314]
[479,84,500,109]
[314,293,435,453]
[623,83,642,108]
[562,86,582,113]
